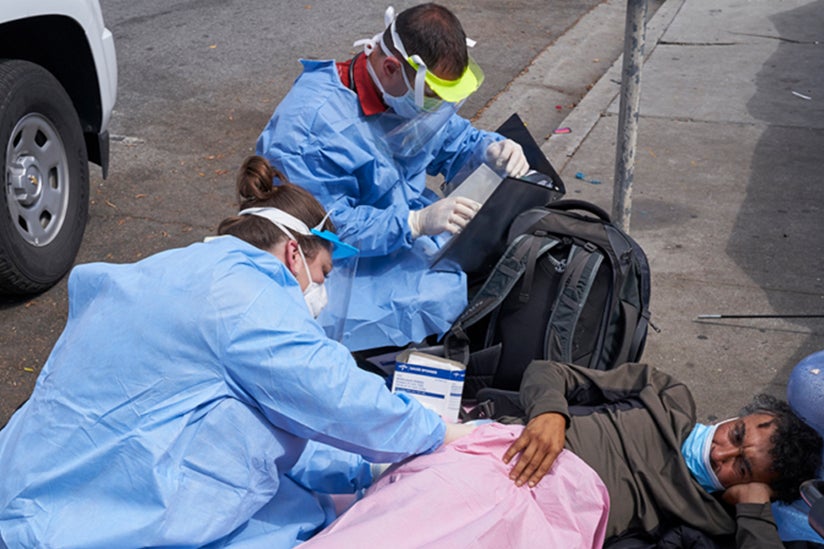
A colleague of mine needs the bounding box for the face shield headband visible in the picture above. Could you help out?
[238,207,358,260]
[380,6,484,110]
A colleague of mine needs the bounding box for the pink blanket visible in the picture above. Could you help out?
[304,422,609,548]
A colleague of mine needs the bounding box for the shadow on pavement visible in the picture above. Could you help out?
[733,0,824,384]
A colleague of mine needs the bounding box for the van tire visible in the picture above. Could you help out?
[0,59,89,294]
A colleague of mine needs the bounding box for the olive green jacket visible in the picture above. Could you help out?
[517,360,781,548]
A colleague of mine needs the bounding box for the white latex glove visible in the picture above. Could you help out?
[443,421,479,446]
[407,196,481,238]
[485,139,530,178]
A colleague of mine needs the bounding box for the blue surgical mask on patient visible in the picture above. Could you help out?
[681,422,725,493]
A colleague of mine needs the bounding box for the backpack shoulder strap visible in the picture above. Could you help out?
[545,243,604,366]
[519,233,562,304]
[444,233,558,364]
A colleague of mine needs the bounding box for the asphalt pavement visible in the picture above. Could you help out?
[475,0,824,420]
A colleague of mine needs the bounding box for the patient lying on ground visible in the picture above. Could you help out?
[305,361,822,549]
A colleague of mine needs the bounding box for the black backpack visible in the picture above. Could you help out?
[444,199,654,396]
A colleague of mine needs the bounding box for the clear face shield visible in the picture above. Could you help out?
[385,12,483,112]
[311,227,359,343]
[357,6,485,159]
[378,104,459,160]
[239,208,359,341]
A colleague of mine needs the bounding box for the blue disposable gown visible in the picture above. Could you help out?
[0,236,444,548]
[256,59,501,351]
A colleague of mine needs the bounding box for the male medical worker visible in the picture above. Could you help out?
[256,3,529,352]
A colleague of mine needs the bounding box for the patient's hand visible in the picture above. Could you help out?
[503,412,566,488]
[722,482,773,505]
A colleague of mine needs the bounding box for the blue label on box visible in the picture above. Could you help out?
[395,362,466,381]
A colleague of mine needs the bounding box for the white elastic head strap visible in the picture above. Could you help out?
[388,17,427,108]
[239,207,313,241]
[353,33,382,56]
[353,6,397,56]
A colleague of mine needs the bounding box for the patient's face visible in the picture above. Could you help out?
[710,413,778,488]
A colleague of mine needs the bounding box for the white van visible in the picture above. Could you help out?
[0,0,117,293]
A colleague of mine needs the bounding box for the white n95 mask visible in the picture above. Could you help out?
[297,245,328,318]
[237,207,339,318]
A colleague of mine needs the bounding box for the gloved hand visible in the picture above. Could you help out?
[443,421,479,446]
[485,139,530,178]
[408,196,481,238]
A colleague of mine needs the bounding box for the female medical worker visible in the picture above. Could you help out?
[0,156,467,548]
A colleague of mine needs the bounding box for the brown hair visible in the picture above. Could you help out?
[217,155,335,258]
[386,3,469,80]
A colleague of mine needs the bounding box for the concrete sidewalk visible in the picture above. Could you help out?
[480,0,824,420]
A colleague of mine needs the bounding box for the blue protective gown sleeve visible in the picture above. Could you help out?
[219,263,446,463]
[287,440,372,494]
[425,115,498,185]
[256,59,500,258]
